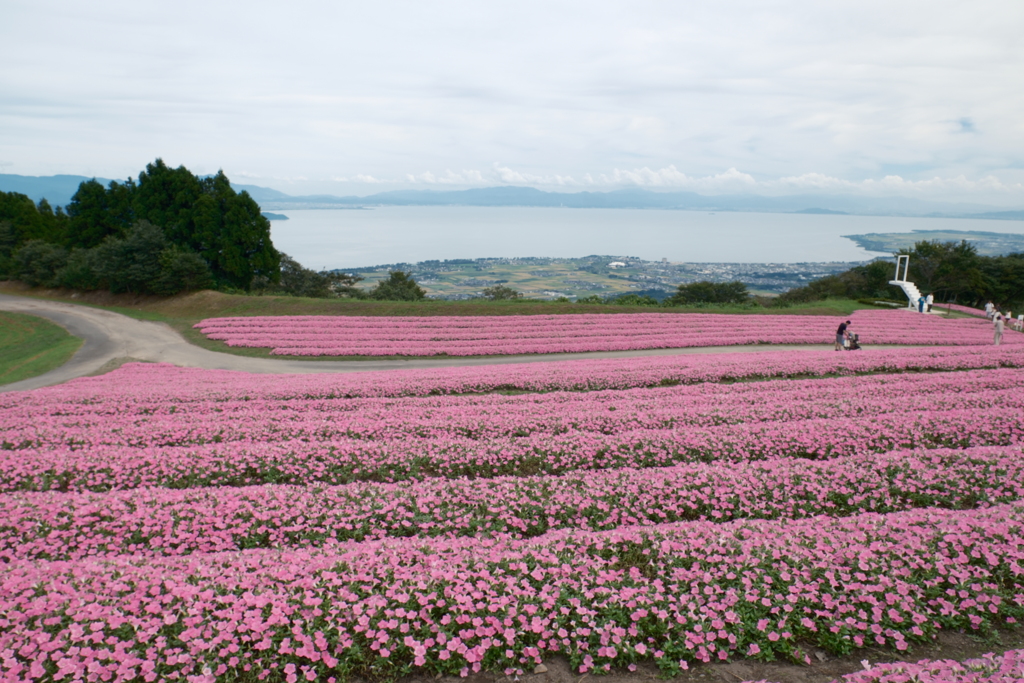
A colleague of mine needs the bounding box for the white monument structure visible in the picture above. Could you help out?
[889,255,924,310]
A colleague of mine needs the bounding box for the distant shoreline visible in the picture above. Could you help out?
[4,175,1022,220]
[257,203,1024,222]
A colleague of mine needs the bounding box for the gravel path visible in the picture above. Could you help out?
[1,294,860,392]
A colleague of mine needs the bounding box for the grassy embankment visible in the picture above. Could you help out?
[0,281,935,362]
[0,311,83,385]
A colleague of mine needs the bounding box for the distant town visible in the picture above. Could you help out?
[341,256,874,300]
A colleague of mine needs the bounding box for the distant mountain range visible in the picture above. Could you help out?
[3,173,1023,221]
[0,174,116,206]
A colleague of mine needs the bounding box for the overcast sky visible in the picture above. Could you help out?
[3,0,1023,204]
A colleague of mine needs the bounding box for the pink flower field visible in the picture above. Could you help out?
[194,308,1019,356]
[939,303,989,318]
[3,343,1024,682]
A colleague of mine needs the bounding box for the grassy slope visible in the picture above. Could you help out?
[0,282,886,361]
[0,311,83,385]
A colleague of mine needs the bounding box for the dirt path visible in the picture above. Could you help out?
[0,294,882,392]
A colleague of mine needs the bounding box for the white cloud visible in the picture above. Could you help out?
[493,164,580,186]
[5,0,1023,206]
[772,171,1024,196]
[371,164,1024,200]
[592,166,758,191]
[864,174,1022,194]
[406,169,488,184]
[773,173,858,191]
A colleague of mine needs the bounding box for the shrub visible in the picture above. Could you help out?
[609,293,660,306]
[263,254,364,299]
[92,221,169,294]
[480,284,523,300]
[11,240,68,287]
[665,280,749,306]
[152,249,215,295]
[370,271,426,301]
[54,248,100,290]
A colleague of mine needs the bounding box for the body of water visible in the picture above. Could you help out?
[267,207,1024,270]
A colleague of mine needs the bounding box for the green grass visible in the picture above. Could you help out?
[0,311,83,385]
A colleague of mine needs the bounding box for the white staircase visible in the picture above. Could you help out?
[889,254,922,309]
[889,280,922,309]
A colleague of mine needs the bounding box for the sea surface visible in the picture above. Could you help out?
[267,207,1024,270]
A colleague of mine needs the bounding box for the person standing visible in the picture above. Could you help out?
[926,293,934,312]
[836,320,851,351]
[994,313,1005,345]
[918,296,925,313]
[986,301,995,319]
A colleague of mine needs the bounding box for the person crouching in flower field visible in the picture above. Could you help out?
[835,320,851,351]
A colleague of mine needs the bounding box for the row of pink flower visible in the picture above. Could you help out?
[4,403,1023,493]
[939,303,989,319]
[4,365,1022,454]
[193,309,1017,356]
[2,504,1023,681]
[830,648,1024,683]
[194,309,977,335]
[2,447,1020,562]
[6,346,1024,415]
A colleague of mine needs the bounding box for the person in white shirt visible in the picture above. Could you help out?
[926,293,934,312]
[994,314,1005,345]
[985,301,995,319]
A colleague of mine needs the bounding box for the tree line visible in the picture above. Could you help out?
[0,159,280,295]
[0,161,457,301]
[573,281,751,307]
[777,240,1024,310]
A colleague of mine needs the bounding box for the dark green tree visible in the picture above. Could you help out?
[270,254,364,298]
[151,249,215,296]
[11,240,69,287]
[66,178,136,248]
[132,162,279,289]
[776,260,895,304]
[610,293,660,306]
[0,221,15,279]
[133,159,203,246]
[666,280,749,306]
[370,271,426,301]
[0,221,17,258]
[978,253,1024,310]
[92,221,171,294]
[480,284,522,300]
[2,160,282,294]
[0,192,65,246]
[902,240,985,303]
[54,249,101,290]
